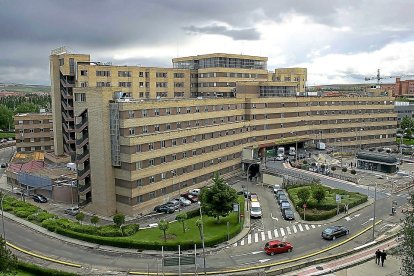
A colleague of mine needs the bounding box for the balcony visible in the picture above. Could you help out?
[63,133,75,144]
[62,112,74,122]
[75,118,88,133]
[78,197,92,207]
[61,101,74,111]
[76,150,90,164]
[78,183,91,195]
[76,133,89,148]
[62,123,75,133]
[77,164,90,180]
[60,88,72,99]
[60,77,75,88]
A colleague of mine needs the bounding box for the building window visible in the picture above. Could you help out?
[119,82,132,87]
[149,176,155,184]
[161,140,166,148]
[187,107,191,113]
[155,109,160,116]
[177,122,181,129]
[156,72,168,78]
[160,156,166,163]
[74,93,86,102]
[166,108,171,115]
[96,70,111,77]
[139,82,144,88]
[80,82,88,87]
[129,128,135,135]
[137,179,142,187]
[80,70,88,76]
[136,145,141,152]
[142,110,148,117]
[172,154,177,160]
[139,72,144,77]
[118,71,132,77]
[128,111,135,118]
[172,139,177,146]
[166,124,171,130]
[149,159,155,166]
[177,107,181,114]
[143,126,148,133]
[155,125,160,132]
[149,191,155,198]
[149,142,154,150]
[136,161,142,170]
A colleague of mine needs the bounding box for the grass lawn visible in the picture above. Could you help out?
[0,132,15,139]
[287,185,367,220]
[118,196,245,248]
[16,270,35,276]
[397,137,414,145]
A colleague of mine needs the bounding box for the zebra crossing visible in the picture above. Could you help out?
[233,223,322,247]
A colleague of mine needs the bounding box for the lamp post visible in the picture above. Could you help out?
[372,181,377,241]
[1,192,7,240]
[337,139,343,168]
[198,202,207,275]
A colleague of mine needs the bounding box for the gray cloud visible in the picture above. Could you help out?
[183,24,260,40]
[0,0,414,84]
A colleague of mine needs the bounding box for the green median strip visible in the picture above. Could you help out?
[129,220,383,275]
[6,241,82,268]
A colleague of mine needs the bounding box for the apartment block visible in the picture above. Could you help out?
[14,112,54,153]
[50,47,396,216]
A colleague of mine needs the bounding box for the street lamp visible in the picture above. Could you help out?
[198,202,207,275]
[337,139,343,168]
[372,181,377,241]
[1,192,7,240]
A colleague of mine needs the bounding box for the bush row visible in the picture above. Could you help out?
[17,261,77,276]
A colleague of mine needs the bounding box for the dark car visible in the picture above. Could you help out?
[278,194,288,205]
[1,163,7,168]
[264,240,293,255]
[282,208,295,220]
[321,226,349,240]
[154,205,175,214]
[275,190,285,199]
[32,194,48,203]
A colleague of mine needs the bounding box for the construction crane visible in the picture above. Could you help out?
[365,69,414,84]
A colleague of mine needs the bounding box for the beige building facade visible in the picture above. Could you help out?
[14,112,54,153]
[50,48,396,216]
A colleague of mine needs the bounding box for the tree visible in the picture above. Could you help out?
[342,167,348,172]
[158,219,169,242]
[113,213,125,229]
[400,193,414,275]
[14,102,38,114]
[297,188,310,205]
[199,173,238,222]
[350,169,356,175]
[0,105,13,130]
[312,185,326,204]
[0,235,18,275]
[195,219,203,242]
[401,116,414,131]
[75,212,85,225]
[90,215,100,226]
[176,212,188,233]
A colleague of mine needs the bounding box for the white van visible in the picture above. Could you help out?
[289,147,296,156]
[250,202,262,218]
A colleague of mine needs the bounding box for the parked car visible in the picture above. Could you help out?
[32,194,48,203]
[250,193,259,202]
[282,208,295,220]
[272,185,281,194]
[154,205,175,214]
[1,163,6,168]
[179,197,192,206]
[264,240,293,255]
[166,200,180,210]
[321,226,349,240]
[278,194,288,205]
[280,201,290,210]
[275,154,284,161]
[181,192,199,203]
[189,189,201,196]
[275,190,285,199]
[64,207,80,216]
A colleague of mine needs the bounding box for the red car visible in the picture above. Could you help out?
[264,240,293,256]
[181,192,198,203]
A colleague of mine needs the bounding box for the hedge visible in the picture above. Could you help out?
[17,261,76,276]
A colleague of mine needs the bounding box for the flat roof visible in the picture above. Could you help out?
[173,53,268,62]
[356,151,398,164]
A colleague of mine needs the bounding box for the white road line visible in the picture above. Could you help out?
[286,227,292,235]
[311,225,316,229]
[233,243,237,247]
[305,224,310,230]
[254,233,259,243]
[273,229,279,238]
[261,232,266,241]
[280,228,285,236]
[292,225,298,233]
[298,224,304,232]
[318,225,322,227]
[247,234,252,244]
[267,230,272,240]
[240,239,245,246]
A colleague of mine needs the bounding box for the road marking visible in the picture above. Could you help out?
[280,228,286,236]
[286,227,292,235]
[254,233,259,243]
[318,224,322,227]
[247,234,252,244]
[362,218,374,226]
[240,239,245,246]
[233,243,237,247]
[354,214,361,217]
[345,216,351,221]
[298,224,304,232]
[261,232,266,241]
[259,259,271,263]
[267,230,272,240]
[230,251,263,257]
[311,225,316,229]
[273,229,279,238]
[292,225,298,233]
[305,224,310,230]
[270,213,279,221]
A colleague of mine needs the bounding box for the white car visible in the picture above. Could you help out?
[275,155,284,161]
[179,197,192,206]
[189,188,201,196]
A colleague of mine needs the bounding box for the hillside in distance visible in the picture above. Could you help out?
[0,83,50,94]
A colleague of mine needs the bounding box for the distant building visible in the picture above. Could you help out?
[394,101,414,126]
[14,112,54,153]
[394,77,414,97]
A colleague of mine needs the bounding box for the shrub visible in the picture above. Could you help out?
[28,212,57,223]
[97,225,122,237]
[17,260,77,276]
[302,160,308,165]
[123,224,140,236]
[331,166,336,171]
[342,167,348,172]
[378,148,384,152]
[350,169,356,175]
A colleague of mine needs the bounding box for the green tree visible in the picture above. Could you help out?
[312,185,326,204]
[0,105,13,130]
[158,219,169,242]
[297,188,310,204]
[90,215,100,226]
[14,102,38,114]
[176,212,188,233]
[195,219,203,242]
[401,116,414,131]
[113,213,125,229]
[400,193,414,275]
[0,235,18,275]
[199,173,238,222]
[75,212,85,225]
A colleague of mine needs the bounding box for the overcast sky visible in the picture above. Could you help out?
[1,0,414,86]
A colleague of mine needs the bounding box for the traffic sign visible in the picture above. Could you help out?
[336,194,341,203]
[303,203,307,208]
